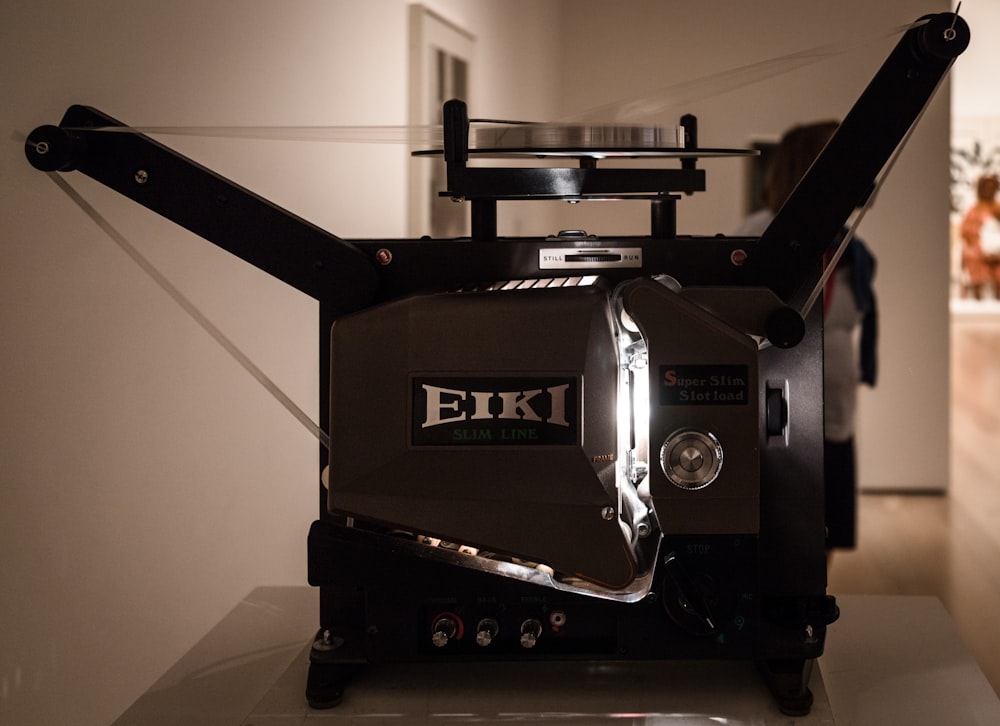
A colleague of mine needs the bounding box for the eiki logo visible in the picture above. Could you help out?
[412,376,578,446]
[421,383,571,428]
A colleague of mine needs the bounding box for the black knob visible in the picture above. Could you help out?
[661,553,718,636]
[765,306,805,349]
[24,125,84,172]
[913,12,970,64]
[765,386,788,437]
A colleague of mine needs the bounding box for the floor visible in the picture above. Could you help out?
[827,312,1000,697]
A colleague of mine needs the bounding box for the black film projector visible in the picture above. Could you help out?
[24,11,969,716]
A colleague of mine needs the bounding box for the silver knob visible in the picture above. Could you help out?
[660,429,723,490]
[431,616,458,647]
[520,618,543,648]
[475,617,499,647]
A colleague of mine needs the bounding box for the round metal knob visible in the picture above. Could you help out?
[660,429,723,490]
[475,617,499,647]
[431,615,459,647]
[520,618,543,649]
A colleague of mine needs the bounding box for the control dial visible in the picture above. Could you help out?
[520,618,543,649]
[431,614,461,647]
[661,552,719,636]
[475,617,499,647]
[660,429,723,490]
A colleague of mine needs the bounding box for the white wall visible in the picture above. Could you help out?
[0,2,558,724]
[0,1,955,724]
[952,1,1000,119]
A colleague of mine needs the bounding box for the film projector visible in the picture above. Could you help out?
[23,11,968,717]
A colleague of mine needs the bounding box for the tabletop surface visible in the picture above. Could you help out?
[111,587,1000,725]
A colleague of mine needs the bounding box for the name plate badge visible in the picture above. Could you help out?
[412,376,579,446]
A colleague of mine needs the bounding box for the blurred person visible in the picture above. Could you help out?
[734,121,877,561]
[959,174,1000,299]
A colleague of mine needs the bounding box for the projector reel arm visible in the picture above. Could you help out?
[24,104,379,313]
[743,12,970,309]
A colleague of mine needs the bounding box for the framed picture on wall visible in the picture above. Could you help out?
[951,116,1000,302]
